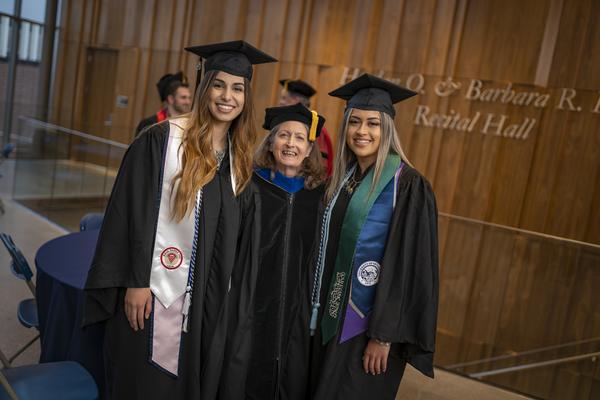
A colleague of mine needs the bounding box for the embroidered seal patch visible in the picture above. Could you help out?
[161,247,183,270]
[357,261,380,286]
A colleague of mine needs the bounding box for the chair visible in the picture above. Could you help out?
[0,346,99,400]
[0,234,39,364]
[0,142,14,214]
[0,143,14,177]
[79,213,104,231]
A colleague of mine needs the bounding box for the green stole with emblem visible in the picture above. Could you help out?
[321,154,402,344]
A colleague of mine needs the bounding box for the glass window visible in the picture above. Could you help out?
[0,0,15,16]
[21,0,46,24]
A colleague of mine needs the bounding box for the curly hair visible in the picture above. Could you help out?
[253,123,325,190]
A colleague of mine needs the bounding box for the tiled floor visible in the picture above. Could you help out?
[0,159,532,399]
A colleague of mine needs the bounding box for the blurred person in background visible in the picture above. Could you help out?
[279,79,333,177]
[135,71,191,137]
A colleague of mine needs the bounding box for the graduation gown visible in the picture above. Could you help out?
[310,163,439,400]
[220,169,323,400]
[82,121,255,400]
[135,109,167,136]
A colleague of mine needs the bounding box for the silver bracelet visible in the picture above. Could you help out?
[375,339,391,347]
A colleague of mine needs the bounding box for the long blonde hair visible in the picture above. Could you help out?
[325,108,412,203]
[253,123,325,189]
[171,69,256,221]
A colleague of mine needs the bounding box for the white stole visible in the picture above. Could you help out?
[149,120,196,309]
[148,119,237,377]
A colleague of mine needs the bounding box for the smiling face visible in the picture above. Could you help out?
[270,120,313,178]
[346,109,382,171]
[208,71,246,127]
[168,86,192,115]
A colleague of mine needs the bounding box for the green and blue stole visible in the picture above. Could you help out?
[321,154,403,344]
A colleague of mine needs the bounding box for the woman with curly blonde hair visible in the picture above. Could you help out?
[237,103,326,400]
[83,41,276,400]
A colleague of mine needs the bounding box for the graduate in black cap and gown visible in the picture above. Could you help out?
[309,74,439,399]
[232,103,326,400]
[135,72,191,136]
[279,79,334,177]
[82,40,276,400]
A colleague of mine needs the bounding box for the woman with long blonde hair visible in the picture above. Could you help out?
[83,41,276,400]
[309,74,439,399]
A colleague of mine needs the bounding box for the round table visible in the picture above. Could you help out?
[35,229,105,399]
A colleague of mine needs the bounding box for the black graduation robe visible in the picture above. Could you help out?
[82,121,255,400]
[220,169,324,400]
[310,164,439,400]
[135,109,167,137]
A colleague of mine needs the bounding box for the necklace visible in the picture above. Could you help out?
[214,148,226,170]
[342,164,372,197]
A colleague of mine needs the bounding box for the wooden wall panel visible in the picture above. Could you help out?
[96,0,126,46]
[516,87,567,234]
[424,0,459,77]
[585,171,600,244]
[393,0,436,74]
[112,49,140,143]
[454,0,491,79]
[443,0,467,77]
[457,228,514,364]
[543,94,600,242]
[250,0,288,138]
[574,0,600,90]
[436,220,483,364]
[166,0,190,74]
[182,0,205,90]
[121,0,145,47]
[372,0,405,72]
[449,99,504,220]
[278,0,306,69]
[476,0,548,84]
[430,80,472,213]
[548,0,593,88]
[484,90,542,227]
[221,0,247,41]
[345,0,383,71]
[306,0,354,67]
[406,79,439,173]
[242,0,264,47]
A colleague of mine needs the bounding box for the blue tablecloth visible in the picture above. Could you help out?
[35,229,105,399]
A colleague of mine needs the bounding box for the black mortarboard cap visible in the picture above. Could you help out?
[156,71,186,102]
[328,73,417,119]
[262,103,326,140]
[279,79,317,98]
[185,40,277,82]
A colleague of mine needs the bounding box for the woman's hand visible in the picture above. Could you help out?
[124,288,153,331]
[363,338,391,375]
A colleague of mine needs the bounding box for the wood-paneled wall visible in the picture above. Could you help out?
[50,0,600,246]
[50,0,600,393]
[436,214,600,398]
